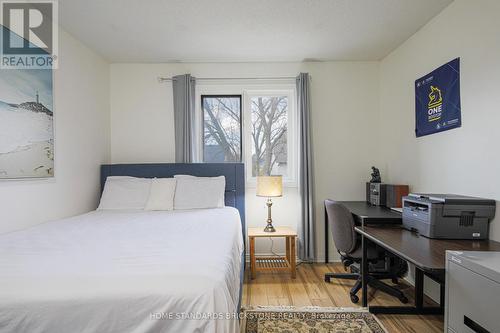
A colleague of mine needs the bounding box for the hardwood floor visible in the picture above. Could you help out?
[242,263,443,333]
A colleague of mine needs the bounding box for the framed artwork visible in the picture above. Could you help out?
[0,68,54,178]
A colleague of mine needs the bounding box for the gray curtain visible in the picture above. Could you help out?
[297,72,315,261]
[172,74,196,163]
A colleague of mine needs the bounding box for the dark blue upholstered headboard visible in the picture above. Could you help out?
[100,163,245,234]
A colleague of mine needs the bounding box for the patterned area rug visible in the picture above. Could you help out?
[241,306,387,333]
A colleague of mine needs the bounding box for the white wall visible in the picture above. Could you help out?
[308,62,381,260]
[379,0,500,241]
[110,62,380,258]
[379,0,500,300]
[0,30,110,233]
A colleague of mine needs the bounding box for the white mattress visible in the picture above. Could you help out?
[0,208,243,333]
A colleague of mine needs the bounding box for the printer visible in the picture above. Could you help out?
[402,193,496,239]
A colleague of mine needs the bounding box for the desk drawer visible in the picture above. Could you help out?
[447,261,500,332]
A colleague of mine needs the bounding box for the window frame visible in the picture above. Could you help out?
[243,88,297,187]
[201,94,243,163]
[195,82,298,188]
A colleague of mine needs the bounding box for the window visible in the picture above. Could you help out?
[202,95,242,163]
[197,86,297,186]
[249,96,289,177]
[244,89,296,184]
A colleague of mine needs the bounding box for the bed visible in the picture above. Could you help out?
[0,163,246,333]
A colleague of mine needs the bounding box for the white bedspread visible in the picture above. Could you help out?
[0,208,243,333]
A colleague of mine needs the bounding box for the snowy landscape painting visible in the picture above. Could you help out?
[0,69,54,178]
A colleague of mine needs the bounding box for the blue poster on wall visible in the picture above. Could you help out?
[415,58,461,137]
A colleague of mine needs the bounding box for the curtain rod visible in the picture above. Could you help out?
[157,76,298,83]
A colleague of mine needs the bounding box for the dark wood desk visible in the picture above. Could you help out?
[356,225,500,315]
[324,201,402,263]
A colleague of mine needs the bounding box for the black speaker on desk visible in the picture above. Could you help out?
[366,182,387,206]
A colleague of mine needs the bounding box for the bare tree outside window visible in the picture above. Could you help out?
[202,94,289,178]
[202,96,242,162]
[251,96,288,177]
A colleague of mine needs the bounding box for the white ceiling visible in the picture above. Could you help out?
[59,0,453,63]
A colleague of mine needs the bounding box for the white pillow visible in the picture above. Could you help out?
[173,175,226,210]
[98,176,152,210]
[144,178,177,211]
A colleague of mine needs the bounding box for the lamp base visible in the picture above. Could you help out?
[264,223,276,233]
[264,198,276,232]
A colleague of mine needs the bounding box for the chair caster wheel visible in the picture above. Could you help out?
[399,295,408,304]
[350,294,359,303]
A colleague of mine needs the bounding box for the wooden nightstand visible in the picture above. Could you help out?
[248,226,297,279]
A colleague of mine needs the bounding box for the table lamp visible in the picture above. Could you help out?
[256,175,283,232]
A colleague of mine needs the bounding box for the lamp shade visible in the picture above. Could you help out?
[256,176,283,197]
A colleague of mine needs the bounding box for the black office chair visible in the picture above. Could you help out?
[323,199,408,304]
